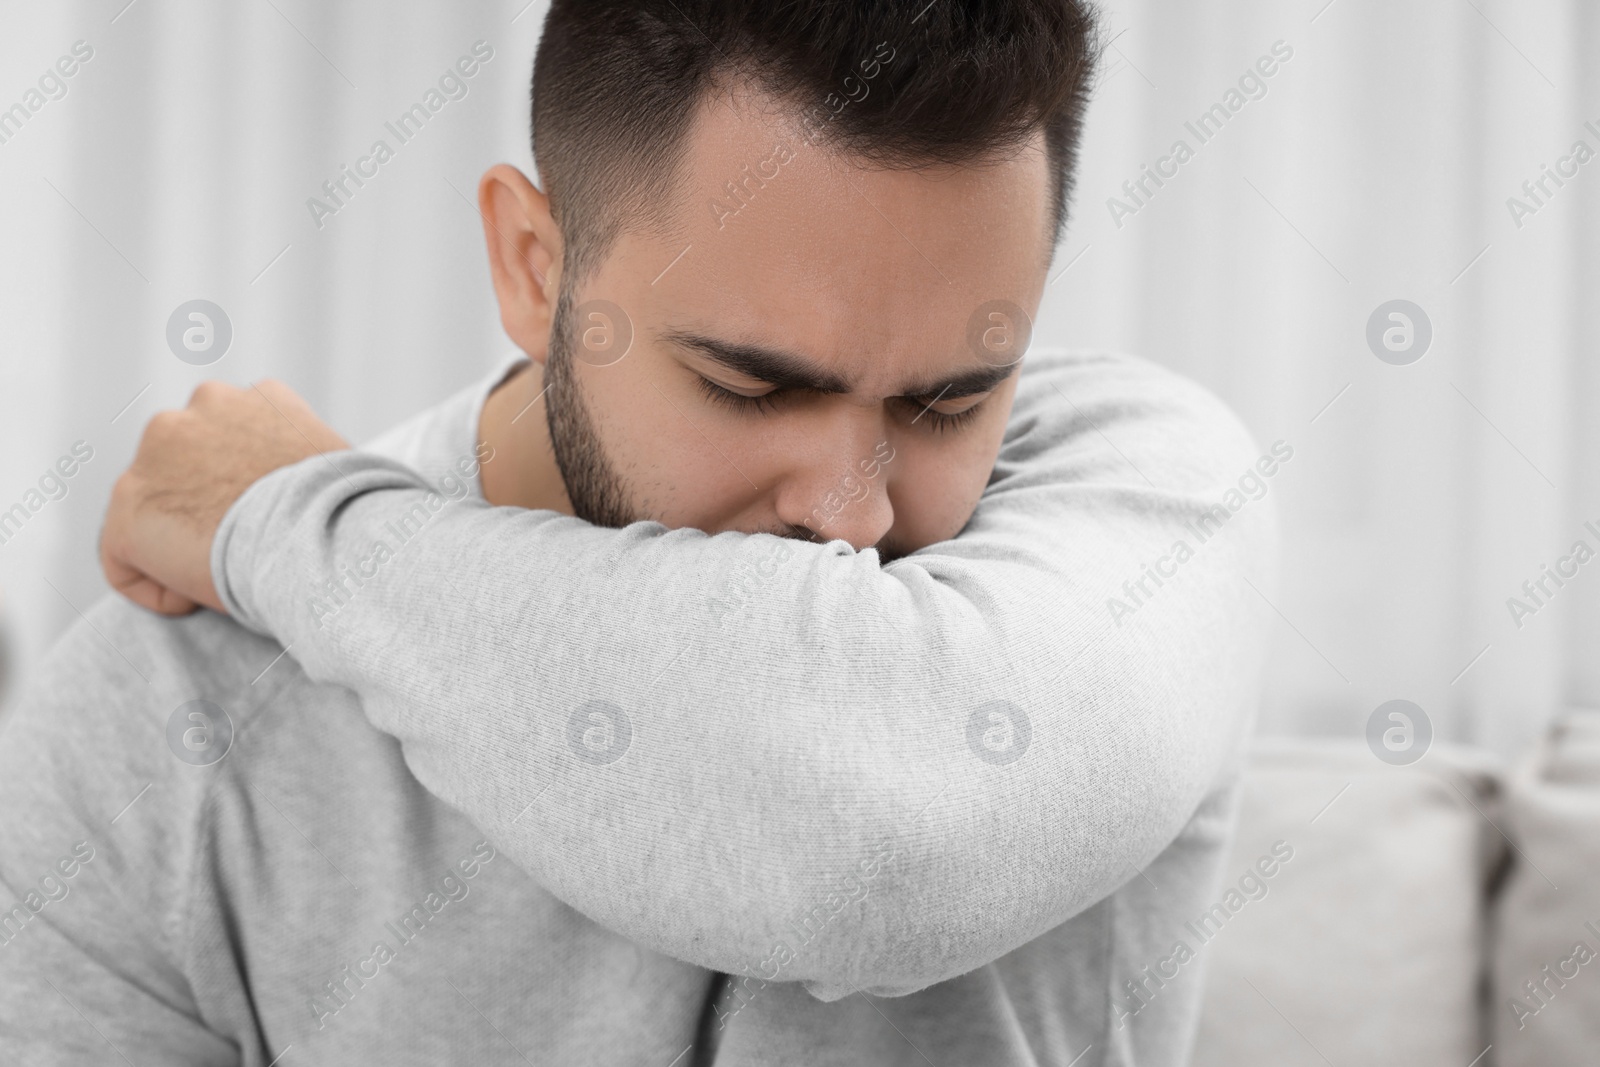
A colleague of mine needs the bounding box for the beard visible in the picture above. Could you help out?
[541,287,642,530]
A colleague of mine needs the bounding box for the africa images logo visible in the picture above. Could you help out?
[166,300,233,366]
[966,700,1032,766]
[304,41,494,230]
[165,700,233,767]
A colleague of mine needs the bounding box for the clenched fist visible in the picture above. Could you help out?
[100,379,348,616]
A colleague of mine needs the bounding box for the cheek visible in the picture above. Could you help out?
[590,369,765,528]
[891,388,1015,549]
[884,435,997,550]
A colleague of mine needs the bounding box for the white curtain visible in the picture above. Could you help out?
[1,0,1593,758]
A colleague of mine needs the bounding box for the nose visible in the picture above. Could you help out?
[772,420,896,551]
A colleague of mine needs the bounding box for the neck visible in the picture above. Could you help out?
[477,359,575,515]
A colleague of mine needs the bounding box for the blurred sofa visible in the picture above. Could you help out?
[1192,712,1600,1067]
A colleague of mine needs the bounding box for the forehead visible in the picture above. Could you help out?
[607,85,1054,394]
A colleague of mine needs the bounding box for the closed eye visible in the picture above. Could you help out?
[695,375,987,433]
[901,394,987,433]
[695,375,784,415]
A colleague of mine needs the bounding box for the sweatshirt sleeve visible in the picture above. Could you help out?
[211,349,1279,999]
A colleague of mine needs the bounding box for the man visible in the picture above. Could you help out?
[2,1,1275,1063]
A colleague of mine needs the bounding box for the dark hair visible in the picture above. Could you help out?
[531,0,1099,284]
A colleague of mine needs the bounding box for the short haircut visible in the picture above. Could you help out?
[531,0,1100,284]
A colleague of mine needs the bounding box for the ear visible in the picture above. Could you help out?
[478,164,562,364]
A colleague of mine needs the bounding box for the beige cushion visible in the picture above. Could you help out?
[1191,738,1503,1067]
[1491,709,1600,1065]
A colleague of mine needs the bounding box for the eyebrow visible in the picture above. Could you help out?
[662,330,1019,401]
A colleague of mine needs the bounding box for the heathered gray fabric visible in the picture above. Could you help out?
[0,347,1273,1065]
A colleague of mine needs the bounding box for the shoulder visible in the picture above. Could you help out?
[0,596,299,950]
[18,593,292,751]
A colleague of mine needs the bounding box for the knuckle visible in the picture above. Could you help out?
[189,379,230,407]
[139,409,195,455]
[254,378,291,402]
[145,408,185,438]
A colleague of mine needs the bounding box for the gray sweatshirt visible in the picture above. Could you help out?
[0,348,1274,1065]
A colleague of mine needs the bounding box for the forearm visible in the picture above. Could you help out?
[213,351,1278,994]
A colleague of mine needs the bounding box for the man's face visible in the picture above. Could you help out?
[542,90,1053,562]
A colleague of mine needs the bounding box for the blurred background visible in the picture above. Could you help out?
[0,0,1594,759]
